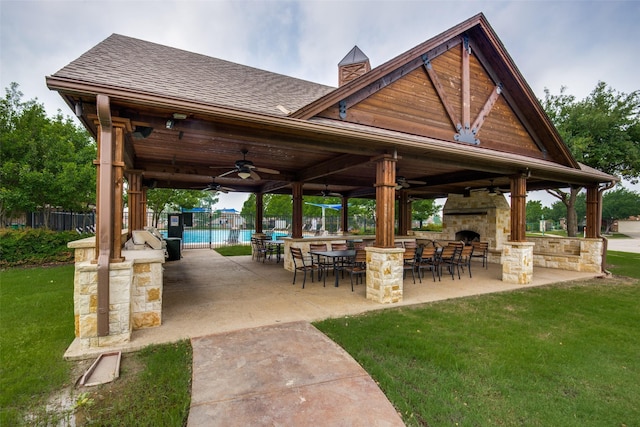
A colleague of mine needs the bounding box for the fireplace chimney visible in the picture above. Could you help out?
[338,46,370,86]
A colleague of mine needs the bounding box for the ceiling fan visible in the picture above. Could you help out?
[192,180,235,193]
[395,176,426,190]
[212,149,280,180]
[318,184,342,198]
[466,180,507,196]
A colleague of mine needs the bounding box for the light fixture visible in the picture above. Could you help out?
[165,119,174,129]
[172,113,188,120]
[74,100,83,117]
[237,167,252,179]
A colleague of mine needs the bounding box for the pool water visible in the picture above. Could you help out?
[160,229,287,245]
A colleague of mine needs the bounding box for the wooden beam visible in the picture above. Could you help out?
[374,155,397,248]
[461,36,471,132]
[423,60,461,131]
[291,182,303,239]
[586,186,599,238]
[255,192,264,234]
[297,154,371,182]
[509,174,527,242]
[470,85,501,135]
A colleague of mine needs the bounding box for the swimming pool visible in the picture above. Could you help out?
[160,229,288,247]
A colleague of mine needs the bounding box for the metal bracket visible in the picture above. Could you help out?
[463,34,471,54]
[421,53,431,70]
[454,128,480,145]
[339,100,347,120]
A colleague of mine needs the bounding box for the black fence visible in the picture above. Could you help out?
[21,210,378,249]
[24,211,96,233]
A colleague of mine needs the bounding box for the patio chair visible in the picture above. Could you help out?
[343,248,367,291]
[438,245,461,280]
[290,247,325,289]
[330,242,349,276]
[471,241,489,268]
[309,243,331,279]
[402,244,420,283]
[417,245,438,282]
[455,244,474,278]
[255,238,276,263]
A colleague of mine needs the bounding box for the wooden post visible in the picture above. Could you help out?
[586,186,599,238]
[398,190,409,236]
[126,170,144,236]
[292,182,303,239]
[509,174,527,242]
[112,125,125,262]
[255,192,264,234]
[95,95,113,337]
[374,154,396,248]
[341,195,349,233]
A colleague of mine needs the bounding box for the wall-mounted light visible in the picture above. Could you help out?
[165,119,174,129]
[74,100,83,117]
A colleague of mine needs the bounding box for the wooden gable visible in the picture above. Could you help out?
[315,34,545,160]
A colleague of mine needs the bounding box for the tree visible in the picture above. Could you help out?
[411,199,439,228]
[602,187,640,233]
[0,83,96,228]
[542,82,640,236]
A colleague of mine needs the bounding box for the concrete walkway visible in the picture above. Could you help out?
[188,321,404,426]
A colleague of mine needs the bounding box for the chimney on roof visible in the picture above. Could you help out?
[338,46,370,86]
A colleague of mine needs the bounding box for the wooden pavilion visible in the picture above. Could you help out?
[48,13,616,345]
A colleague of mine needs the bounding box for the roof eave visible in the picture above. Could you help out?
[47,75,615,187]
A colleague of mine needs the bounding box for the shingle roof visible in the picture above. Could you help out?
[52,34,336,116]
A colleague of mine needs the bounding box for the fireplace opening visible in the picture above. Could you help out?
[455,230,480,245]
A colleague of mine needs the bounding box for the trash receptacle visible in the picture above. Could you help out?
[165,238,181,261]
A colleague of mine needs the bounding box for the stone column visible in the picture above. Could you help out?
[502,241,534,284]
[365,246,404,303]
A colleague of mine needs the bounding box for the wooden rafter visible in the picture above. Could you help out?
[423,57,461,131]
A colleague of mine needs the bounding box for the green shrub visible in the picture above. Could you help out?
[0,228,89,267]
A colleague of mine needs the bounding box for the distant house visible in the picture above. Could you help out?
[215,208,245,228]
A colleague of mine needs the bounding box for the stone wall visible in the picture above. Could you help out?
[68,236,164,350]
[529,236,603,272]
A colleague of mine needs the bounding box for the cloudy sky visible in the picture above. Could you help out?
[2,0,638,209]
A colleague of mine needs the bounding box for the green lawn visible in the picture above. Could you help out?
[0,266,191,425]
[314,254,640,426]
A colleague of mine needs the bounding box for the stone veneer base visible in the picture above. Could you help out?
[365,247,404,304]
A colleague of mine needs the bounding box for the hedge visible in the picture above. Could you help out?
[0,228,91,267]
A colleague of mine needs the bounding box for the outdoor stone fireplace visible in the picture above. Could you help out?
[442,191,511,254]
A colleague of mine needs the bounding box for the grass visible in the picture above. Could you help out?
[214,244,252,256]
[605,250,640,277]
[0,264,76,424]
[0,265,192,426]
[314,255,640,426]
[77,341,192,426]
